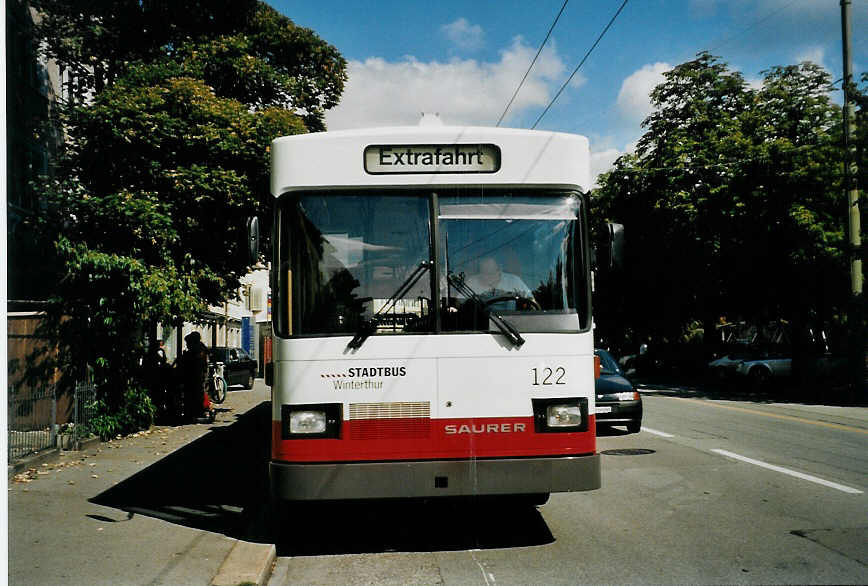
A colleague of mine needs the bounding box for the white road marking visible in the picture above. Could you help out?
[642,427,675,438]
[470,550,495,585]
[711,449,864,495]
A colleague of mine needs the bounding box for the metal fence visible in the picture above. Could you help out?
[71,381,98,447]
[7,385,57,462]
[7,381,99,462]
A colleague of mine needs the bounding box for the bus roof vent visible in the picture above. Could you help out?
[419,112,443,126]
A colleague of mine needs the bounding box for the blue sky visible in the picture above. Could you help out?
[271,0,866,180]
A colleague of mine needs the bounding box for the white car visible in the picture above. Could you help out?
[708,352,752,380]
[735,354,792,386]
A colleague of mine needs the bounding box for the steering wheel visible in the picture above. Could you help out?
[483,295,541,311]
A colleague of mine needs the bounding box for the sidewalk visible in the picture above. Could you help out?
[8,381,275,586]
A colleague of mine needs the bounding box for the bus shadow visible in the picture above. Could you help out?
[90,402,555,553]
[268,498,554,556]
[90,402,272,540]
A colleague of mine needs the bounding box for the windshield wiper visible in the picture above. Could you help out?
[447,273,525,347]
[347,261,431,350]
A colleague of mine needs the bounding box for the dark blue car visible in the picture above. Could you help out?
[595,349,642,434]
[209,346,257,389]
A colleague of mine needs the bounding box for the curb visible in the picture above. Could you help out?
[7,447,61,479]
[211,540,276,586]
[8,437,102,479]
[74,435,102,451]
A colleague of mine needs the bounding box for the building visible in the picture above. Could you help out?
[158,268,271,376]
[6,0,65,301]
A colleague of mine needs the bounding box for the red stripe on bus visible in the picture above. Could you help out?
[271,416,596,463]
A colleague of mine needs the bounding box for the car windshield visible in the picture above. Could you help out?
[595,350,620,375]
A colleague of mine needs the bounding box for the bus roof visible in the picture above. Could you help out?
[270,125,591,196]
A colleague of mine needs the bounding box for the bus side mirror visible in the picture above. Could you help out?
[593,223,625,271]
[606,223,625,271]
[247,216,260,265]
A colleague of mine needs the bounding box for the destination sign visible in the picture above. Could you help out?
[364,144,501,174]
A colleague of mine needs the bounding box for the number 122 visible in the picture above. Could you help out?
[531,367,566,385]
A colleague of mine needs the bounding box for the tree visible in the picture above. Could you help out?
[742,63,847,347]
[594,53,754,350]
[31,1,346,129]
[25,1,346,429]
[593,53,852,364]
[35,68,305,421]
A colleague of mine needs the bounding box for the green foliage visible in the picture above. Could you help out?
[27,1,343,422]
[89,387,156,440]
[31,1,346,130]
[594,52,862,355]
[36,71,302,408]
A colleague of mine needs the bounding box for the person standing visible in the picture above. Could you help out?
[146,339,170,421]
[177,332,210,422]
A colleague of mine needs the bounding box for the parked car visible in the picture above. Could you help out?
[595,349,642,434]
[708,351,754,381]
[209,346,257,389]
[619,342,712,378]
[735,353,792,387]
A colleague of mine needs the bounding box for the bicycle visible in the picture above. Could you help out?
[208,361,227,404]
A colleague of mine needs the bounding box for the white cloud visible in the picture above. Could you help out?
[440,18,484,51]
[588,136,642,188]
[616,62,671,124]
[325,37,571,130]
[795,46,827,70]
[745,76,764,91]
[590,148,623,188]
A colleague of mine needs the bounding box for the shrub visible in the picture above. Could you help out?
[89,387,155,440]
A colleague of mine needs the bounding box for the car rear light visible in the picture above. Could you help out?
[615,392,640,401]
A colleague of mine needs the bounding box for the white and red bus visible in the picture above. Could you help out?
[268,121,609,503]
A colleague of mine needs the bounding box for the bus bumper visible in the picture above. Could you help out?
[270,454,600,501]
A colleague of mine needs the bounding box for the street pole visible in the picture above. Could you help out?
[841,0,866,400]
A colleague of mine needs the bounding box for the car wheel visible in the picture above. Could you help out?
[626,421,641,434]
[243,371,254,390]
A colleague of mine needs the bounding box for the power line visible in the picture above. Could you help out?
[531,0,629,129]
[496,0,570,127]
[707,0,798,54]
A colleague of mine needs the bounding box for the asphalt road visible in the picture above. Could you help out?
[269,388,868,585]
[9,382,867,585]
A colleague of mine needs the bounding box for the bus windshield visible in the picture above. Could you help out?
[275,189,588,338]
[440,194,578,313]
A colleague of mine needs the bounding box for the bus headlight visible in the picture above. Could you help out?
[282,403,342,439]
[289,410,326,434]
[547,404,582,427]
[532,398,588,433]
